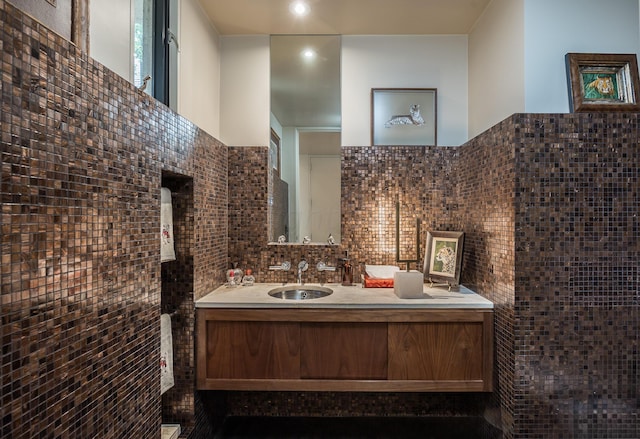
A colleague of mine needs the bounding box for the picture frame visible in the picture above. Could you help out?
[423,231,464,287]
[371,88,437,146]
[565,53,640,112]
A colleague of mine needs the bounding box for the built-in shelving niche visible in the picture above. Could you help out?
[161,171,195,432]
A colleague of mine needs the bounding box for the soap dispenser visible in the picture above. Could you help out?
[339,253,353,286]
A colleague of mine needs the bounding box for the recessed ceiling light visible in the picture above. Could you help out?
[301,48,316,59]
[290,1,310,17]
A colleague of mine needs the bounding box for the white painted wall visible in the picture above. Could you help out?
[468,0,524,139]
[90,0,133,81]
[341,35,468,147]
[524,0,640,113]
[88,0,640,146]
[219,36,270,146]
[90,0,221,136]
[178,0,221,137]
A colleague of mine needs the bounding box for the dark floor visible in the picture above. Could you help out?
[213,416,502,438]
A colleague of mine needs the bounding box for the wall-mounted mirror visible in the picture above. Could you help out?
[269,35,341,245]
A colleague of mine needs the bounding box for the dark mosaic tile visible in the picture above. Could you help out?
[1,2,227,438]
[214,415,503,439]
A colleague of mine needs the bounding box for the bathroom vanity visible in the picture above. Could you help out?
[195,284,493,392]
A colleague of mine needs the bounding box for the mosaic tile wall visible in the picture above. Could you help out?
[228,145,464,285]
[228,147,346,284]
[0,2,227,438]
[459,117,518,437]
[341,146,461,275]
[226,391,490,418]
[509,113,639,438]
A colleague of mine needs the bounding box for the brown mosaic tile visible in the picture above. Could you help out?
[508,113,639,439]
[1,2,227,438]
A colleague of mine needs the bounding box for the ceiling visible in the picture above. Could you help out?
[197,0,492,129]
[197,0,492,35]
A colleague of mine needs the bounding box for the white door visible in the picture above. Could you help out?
[309,156,341,242]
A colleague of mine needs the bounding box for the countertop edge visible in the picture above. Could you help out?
[195,283,494,310]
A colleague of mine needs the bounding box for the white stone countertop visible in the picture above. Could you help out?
[195,283,494,309]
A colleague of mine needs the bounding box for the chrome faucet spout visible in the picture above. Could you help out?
[297,260,309,284]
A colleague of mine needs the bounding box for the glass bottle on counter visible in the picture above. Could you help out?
[242,269,255,286]
[233,267,244,285]
[227,269,237,287]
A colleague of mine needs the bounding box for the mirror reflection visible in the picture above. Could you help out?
[270,35,341,244]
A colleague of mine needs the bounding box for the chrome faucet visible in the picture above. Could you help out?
[297,260,309,284]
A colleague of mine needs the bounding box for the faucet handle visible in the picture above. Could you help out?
[269,261,291,271]
[316,261,336,272]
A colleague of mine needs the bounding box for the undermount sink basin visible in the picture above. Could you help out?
[268,286,333,300]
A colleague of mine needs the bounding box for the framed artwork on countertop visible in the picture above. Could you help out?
[424,230,464,287]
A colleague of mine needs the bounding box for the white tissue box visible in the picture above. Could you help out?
[393,271,425,299]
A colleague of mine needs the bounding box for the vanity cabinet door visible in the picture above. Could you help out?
[300,322,387,379]
[203,321,300,379]
[196,308,493,392]
[387,322,484,381]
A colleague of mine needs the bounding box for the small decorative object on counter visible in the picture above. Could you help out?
[227,269,237,287]
[362,264,400,288]
[233,268,243,285]
[302,236,311,244]
[339,254,353,286]
[242,269,255,286]
[327,234,336,245]
[393,270,425,299]
[277,235,286,244]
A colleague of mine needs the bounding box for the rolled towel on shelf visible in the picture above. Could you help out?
[160,313,175,395]
[161,187,176,263]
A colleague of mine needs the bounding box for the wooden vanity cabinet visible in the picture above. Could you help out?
[196,308,493,392]
[300,322,388,380]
